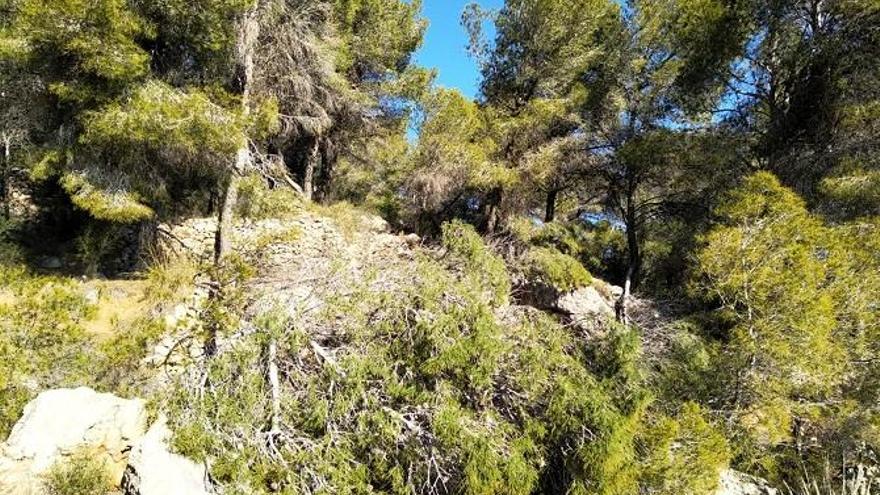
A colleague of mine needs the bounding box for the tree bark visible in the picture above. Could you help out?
[1,138,9,219]
[544,189,558,223]
[616,206,641,325]
[303,138,318,201]
[214,173,241,263]
[212,0,261,263]
[206,1,262,358]
[483,187,503,234]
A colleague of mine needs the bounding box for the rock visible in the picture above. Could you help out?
[0,387,148,494]
[37,256,62,269]
[83,287,101,305]
[556,285,615,331]
[716,469,778,495]
[121,415,210,495]
[402,233,421,247]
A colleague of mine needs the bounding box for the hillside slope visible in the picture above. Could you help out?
[0,201,761,494]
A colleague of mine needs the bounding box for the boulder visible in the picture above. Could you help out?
[557,285,615,318]
[121,415,210,495]
[0,387,148,494]
[716,469,778,495]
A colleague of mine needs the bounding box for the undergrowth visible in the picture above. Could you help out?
[164,220,728,495]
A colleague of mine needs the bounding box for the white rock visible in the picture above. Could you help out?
[556,285,615,327]
[716,469,778,495]
[121,415,210,495]
[0,387,147,494]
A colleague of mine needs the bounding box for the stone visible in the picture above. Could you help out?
[0,387,148,494]
[556,285,615,329]
[121,415,210,495]
[37,256,62,269]
[716,469,778,495]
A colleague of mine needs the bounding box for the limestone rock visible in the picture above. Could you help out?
[716,469,778,495]
[0,387,148,494]
[556,285,615,320]
[121,415,210,495]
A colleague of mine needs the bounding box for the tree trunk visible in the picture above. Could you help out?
[544,189,558,223]
[616,208,641,325]
[1,138,9,219]
[484,187,503,234]
[214,173,241,263]
[206,1,261,358]
[212,0,261,263]
[303,139,318,201]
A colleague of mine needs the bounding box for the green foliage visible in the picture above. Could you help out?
[691,172,880,481]
[0,263,97,436]
[60,171,155,223]
[42,449,112,495]
[144,254,198,306]
[165,233,666,494]
[73,222,130,274]
[509,218,627,283]
[637,402,730,495]
[521,246,591,292]
[333,0,426,81]
[441,219,511,306]
[81,81,248,161]
[235,174,301,220]
[13,0,151,100]
[694,172,845,402]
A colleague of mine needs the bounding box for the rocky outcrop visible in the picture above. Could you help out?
[716,469,778,495]
[121,415,210,495]
[0,387,147,494]
[0,388,209,495]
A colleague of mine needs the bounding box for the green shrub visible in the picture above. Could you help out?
[144,254,198,305]
[521,246,592,292]
[637,403,730,495]
[0,265,97,436]
[166,250,653,495]
[235,174,301,220]
[95,316,165,394]
[75,222,130,275]
[42,450,112,495]
[441,219,511,306]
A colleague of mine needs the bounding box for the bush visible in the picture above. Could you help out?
[521,246,592,292]
[144,253,198,305]
[235,174,301,220]
[42,450,112,495]
[638,403,730,495]
[165,251,649,495]
[441,219,511,306]
[0,264,97,436]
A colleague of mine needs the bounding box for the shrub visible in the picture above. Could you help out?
[235,174,301,220]
[521,246,592,293]
[42,450,112,495]
[166,252,649,495]
[0,265,97,436]
[441,219,511,306]
[637,403,730,495]
[144,254,198,305]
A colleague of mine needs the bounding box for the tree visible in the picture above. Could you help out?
[691,172,880,479]
[715,0,880,200]
[553,0,747,320]
[464,0,620,232]
[403,88,506,234]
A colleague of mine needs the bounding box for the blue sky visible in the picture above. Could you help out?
[414,0,504,99]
